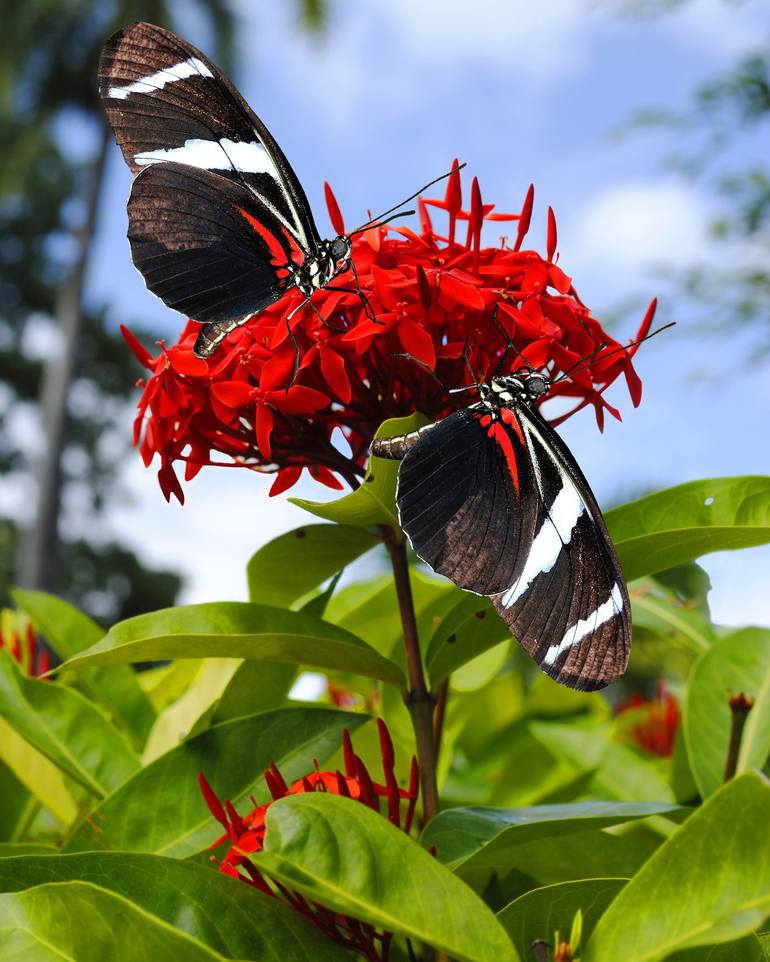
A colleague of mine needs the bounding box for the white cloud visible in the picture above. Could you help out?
[109,458,325,604]
[378,0,589,79]
[572,179,708,272]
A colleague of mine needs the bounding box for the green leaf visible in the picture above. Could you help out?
[12,589,155,749]
[0,853,354,961]
[210,661,297,725]
[630,579,715,655]
[0,844,57,857]
[141,659,241,762]
[584,771,770,961]
[0,881,229,961]
[669,935,765,962]
[63,707,367,857]
[247,524,379,606]
[255,793,518,962]
[0,718,78,826]
[57,602,404,686]
[685,627,770,798]
[479,828,656,888]
[0,762,33,844]
[426,594,512,685]
[290,414,428,529]
[0,651,140,797]
[498,878,627,961]
[606,476,770,581]
[528,719,675,803]
[422,801,682,874]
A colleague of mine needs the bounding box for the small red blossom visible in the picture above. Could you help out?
[0,610,49,678]
[199,720,418,962]
[124,163,656,502]
[616,682,680,757]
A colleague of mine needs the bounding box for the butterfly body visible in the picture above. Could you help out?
[372,370,631,691]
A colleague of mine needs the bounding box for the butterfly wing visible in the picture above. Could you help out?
[395,406,541,596]
[127,161,289,350]
[100,21,321,256]
[491,404,631,691]
[395,403,630,691]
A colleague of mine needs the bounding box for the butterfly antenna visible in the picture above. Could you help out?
[389,352,445,387]
[349,209,416,237]
[350,163,467,235]
[491,304,535,376]
[553,321,676,385]
[448,335,481,394]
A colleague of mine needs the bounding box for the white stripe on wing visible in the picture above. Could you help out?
[543,581,623,667]
[500,478,584,608]
[107,57,213,100]
[134,138,277,175]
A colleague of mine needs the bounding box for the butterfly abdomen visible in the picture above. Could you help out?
[370,424,437,461]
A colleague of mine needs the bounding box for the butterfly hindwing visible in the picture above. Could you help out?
[491,404,631,690]
[394,399,630,691]
[395,406,541,596]
[127,161,288,337]
[99,21,320,256]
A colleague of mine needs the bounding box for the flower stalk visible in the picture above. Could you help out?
[723,691,754,782]
[382,527,440,822]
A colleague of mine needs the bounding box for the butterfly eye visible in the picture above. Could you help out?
[331,237,350,261]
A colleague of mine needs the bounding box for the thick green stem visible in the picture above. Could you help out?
[382,528,440,821]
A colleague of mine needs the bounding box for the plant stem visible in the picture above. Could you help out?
[382,527,440,821]
[723,691,754,782]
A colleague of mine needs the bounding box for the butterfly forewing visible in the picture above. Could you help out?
[394,400,630,691]
[99,21,320,255]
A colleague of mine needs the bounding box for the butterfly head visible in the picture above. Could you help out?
[488,370,550,404]
[330,235,352,264]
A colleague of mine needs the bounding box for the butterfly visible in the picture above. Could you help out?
[99,22,450,359]
[371,353,644,692]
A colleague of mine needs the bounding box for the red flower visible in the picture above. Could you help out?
[0,610,48,677]
[199,720,418,962]
[616,682,680,757]
[124,163,656,502]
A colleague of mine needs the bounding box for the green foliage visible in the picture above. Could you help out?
[685,628,770,798]
[0,853,353,960]
[247,523,380,607]
[606,476,770,580]
[290,414,428,530]
[1,473,769,959]
[256,793,517,962]
[59,601,405,685]
[63,708,366,857]
[585,772,770,960]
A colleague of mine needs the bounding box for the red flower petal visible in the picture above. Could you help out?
[167,347,209,377]
[211,381,255,408]
[324,181,345,235]
[319,347,352,403]
[255,402,274,460]
[269,466,302,496]
[398,318,436,368]
[310,465,343,490]
[269,385,330,415]
[121,325,154,369]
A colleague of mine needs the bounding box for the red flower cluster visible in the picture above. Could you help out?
[199,720,418,962]
[123,163,656,503]
[617,682,681,757]
[0,610,48,677]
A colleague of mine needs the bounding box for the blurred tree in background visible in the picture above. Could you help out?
[0,0,326,623]
[616,0,770,357]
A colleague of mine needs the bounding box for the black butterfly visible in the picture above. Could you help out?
[372,367,632,692]
[100,22,446,359]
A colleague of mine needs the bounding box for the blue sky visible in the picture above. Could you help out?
[49,0,770,624]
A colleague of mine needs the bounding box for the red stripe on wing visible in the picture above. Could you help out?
[477,411,521,493]
[234,205,297,270]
